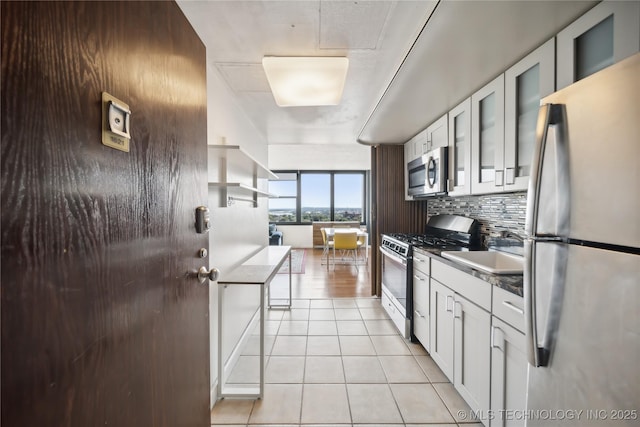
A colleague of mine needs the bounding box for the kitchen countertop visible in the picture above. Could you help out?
[413,246,524,297]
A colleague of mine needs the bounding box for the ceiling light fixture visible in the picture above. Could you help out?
[262,56,349,107]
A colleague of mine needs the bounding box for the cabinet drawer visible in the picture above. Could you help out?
[492,286,525,332]
[432,260,491,311]
[413,304,429,349]
[413,268,429,307]
[413,250,430,275]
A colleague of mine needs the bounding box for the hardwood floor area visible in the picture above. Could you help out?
[271,248,373,299]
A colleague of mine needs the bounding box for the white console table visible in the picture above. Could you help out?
[216,245,292,399]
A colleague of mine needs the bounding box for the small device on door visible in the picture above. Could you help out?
[195,206,210,233]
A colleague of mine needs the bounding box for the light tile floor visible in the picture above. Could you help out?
[212,297,481,427]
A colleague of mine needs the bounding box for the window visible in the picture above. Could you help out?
[268,171,368,225]
[268,172,297,223]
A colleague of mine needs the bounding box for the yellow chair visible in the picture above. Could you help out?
[320,228,334,267]
[331,231,360,270]
[357,233,368,263]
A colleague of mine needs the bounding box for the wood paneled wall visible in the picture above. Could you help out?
[370,145,428,295]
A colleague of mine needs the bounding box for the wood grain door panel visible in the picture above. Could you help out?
[1,2,209,426]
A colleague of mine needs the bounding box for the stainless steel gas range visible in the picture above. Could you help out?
[379,215,479,340]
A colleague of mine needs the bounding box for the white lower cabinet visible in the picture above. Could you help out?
[490,316,527,427]
[412,250,431,350]
[429,279,455,382]
[413,268,430,351]
[454,294,491,423]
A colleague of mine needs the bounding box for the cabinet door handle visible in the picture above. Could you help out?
[491,326,504,351]
[413,274,426,281]
[445,295,454,313]
[453,300,462,319]
[414,310,425,318]
[502,300,524,315]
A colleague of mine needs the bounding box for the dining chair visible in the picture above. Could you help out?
[356,233,368,263]
[320,228,334,267]
[331,231,360,271]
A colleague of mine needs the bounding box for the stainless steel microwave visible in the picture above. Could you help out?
[407,146,448,198]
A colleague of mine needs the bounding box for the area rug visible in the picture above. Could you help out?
[278,249,306,274]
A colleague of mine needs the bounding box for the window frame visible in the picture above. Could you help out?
[268,170,369,226]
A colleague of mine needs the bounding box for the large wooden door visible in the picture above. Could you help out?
[1,2,209,426]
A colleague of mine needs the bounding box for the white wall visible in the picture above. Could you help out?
[276,224,313,248]
[206,59,269,404]
[268,143,371,170]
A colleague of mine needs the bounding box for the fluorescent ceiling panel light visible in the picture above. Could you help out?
[262,56,349,107]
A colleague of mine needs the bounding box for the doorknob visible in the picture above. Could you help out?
[198,266,220,283]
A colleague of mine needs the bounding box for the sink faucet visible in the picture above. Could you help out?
[498,230,525,242]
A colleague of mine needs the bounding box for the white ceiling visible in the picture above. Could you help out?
[178,0,597,146]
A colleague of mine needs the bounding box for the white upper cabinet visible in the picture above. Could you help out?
[557,0,640,90]
[503,38,555,192]
[426,114,449,150]
[447,97,472,196]
[471,74,505,195]
[405,129,428,163]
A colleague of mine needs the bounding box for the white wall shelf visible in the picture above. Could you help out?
[208,144,279,207]
[208,144,278,181]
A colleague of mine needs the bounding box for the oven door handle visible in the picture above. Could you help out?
[379,246,407,266]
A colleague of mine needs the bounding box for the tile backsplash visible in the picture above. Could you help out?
[428,192,527,247]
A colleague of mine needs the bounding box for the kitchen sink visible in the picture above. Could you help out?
[440,251,524,275]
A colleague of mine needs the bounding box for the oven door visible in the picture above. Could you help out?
[380,246,411,338]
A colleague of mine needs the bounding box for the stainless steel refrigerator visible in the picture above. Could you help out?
[524,53,640,425]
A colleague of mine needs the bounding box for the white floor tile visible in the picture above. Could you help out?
[339,335,376,356]
[304,356,345,383]
[282,308,310,320]
[291,299,311,309]
[333,298,358,308]
[342,356,387,383]
[214,297,472,427]
[415,354,449,383]
[359,307,391,320]
[370,335,412,355]
[307,320,338,335]
[277,320,309,336]
[301,384,351,424]
[210,398,254,425]
[336,320,368,336]
[433,382,474,424]
[347,383,403,424]
[309,308,336,321]
[378,355,429,383]
[355,298,383,308]
[241,335,275,356]
[390,383,455,424]
[309,299,334,309]
[265,356,305,383]
[248,384,302,425]
[306,335,341,355]
[334,308,362,320]
[271,335,307,356]
[364,319,401,335]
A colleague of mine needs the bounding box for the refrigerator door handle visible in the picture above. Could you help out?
[524,239,540,366]
[525,239,568,368]
[525,103,568,237]
[525,104,551,236]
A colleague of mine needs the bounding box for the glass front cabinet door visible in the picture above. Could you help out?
[504,38,555,192]
[557,0,640,90]
[471,74,504,195]
[447,97,472,196]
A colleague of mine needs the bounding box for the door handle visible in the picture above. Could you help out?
[198,266,220,283]
[445,295,454,313]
